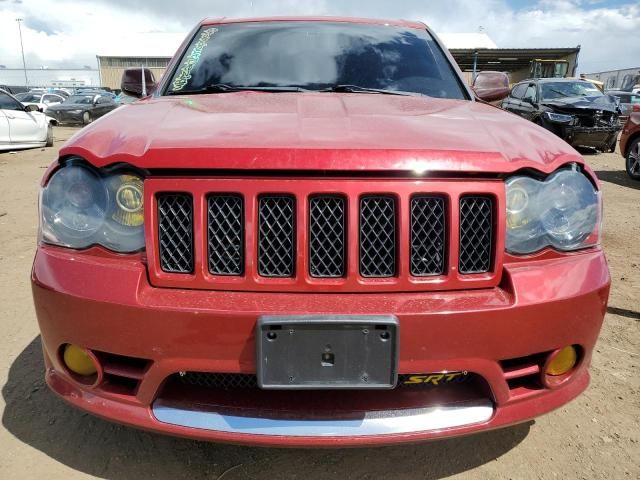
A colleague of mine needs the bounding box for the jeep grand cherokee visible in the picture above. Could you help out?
[31,17,610,447]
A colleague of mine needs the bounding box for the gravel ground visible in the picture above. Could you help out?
[0,126,638,480]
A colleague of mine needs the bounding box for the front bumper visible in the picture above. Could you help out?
[47,110,84,124]
[32,245,610,446]
[557,124,620,150]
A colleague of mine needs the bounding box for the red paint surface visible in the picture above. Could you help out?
[620,113,640,156]
[32,244,609,445]
[59,93,588,176]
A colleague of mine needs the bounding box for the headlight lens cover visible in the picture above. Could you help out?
[40,162,145,252]
[544,111,574,124]
[506,168,600,254]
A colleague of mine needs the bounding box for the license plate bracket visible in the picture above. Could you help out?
[256,315,398,389]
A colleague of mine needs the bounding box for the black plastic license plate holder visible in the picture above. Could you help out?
[256,315,398,390]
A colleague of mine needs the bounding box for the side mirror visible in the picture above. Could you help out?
[472,71,510,103]
[121,67,158,98]
[24,104,39,112]
[523,96,536,105]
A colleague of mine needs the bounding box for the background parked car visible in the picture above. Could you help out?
[620,113,640,180]
[14,92,66,113]
[605,90,640,122]
[502,78,621,152]
[46,93,118,125]
[0,89,53,151]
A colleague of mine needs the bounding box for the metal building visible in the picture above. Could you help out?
[96,56,171,90]
[584,68,640,91]
[96,32,184,90]
[451,47,581,84]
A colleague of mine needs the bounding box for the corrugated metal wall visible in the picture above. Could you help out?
[99,66,168,90]
[97,56,172,90]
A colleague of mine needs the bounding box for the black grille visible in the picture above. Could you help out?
[258,196,296,277]
[157,194,194,273]
[177,372,258,390]
[459,196,493,274]
[175,372,465,389]
[208,195,243,275]
[309,196,346,278]
[359,196,396,277]
[410,196,446,276]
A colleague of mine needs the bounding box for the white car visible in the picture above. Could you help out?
[0,89,54,151]
[15,91,65,112]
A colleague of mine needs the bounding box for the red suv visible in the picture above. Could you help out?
[620,113,640,179]
[32,17,610,447]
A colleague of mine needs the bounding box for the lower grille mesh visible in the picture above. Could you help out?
[459,196,493,274]
[157,194,194,273]
[359,196,397,277]
[178,372,258,390]
[175,372,466,389]
[258,196,296,277]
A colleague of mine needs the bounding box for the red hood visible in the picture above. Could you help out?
[59,92,583,174]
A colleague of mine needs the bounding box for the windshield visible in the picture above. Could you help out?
[17,93,42,102]
[65,95,94,104]
[165,21,466,99]
[541,81,603,100]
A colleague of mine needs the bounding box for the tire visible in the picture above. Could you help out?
[82,111,92,126]
[45,124,53,147]
[626,139,640,180]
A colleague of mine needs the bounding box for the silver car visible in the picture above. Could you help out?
[605,90,640,121]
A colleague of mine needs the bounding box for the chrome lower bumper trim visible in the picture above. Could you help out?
[152,400,494,437]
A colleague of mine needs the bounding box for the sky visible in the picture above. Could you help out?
[0,0,636,74]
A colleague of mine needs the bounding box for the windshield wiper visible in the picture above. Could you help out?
[167,84,307,95]
[320,84,420,97]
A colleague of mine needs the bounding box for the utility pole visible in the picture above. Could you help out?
[16,18,28,87]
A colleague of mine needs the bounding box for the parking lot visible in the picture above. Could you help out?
[0,126,638,480]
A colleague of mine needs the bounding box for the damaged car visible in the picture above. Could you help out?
[502,78,621,152]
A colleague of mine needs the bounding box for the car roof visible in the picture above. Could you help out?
[200,16,426,30]
[533,78,594,84]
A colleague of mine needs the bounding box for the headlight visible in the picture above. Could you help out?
[40,162,145,252]
[544,111,574,124]
[506,168,600,254]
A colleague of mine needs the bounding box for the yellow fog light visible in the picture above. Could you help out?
[110,174,144,227]
[545,346,577,376]
[63,344,97,376]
